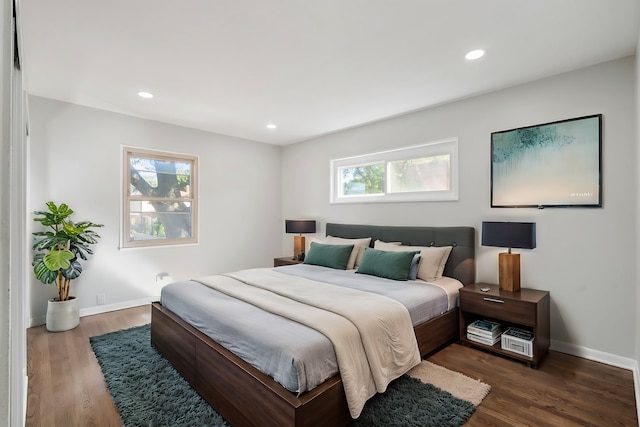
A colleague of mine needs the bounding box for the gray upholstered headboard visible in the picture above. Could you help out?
[325,223,476,286]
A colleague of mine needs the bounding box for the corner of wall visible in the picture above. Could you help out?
[633,31,640,420]
[635,30,640,424]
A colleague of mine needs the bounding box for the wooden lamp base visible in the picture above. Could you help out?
[498,252,521,292]
[293,235,305,260]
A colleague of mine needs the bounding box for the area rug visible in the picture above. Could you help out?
[90,324,490,427]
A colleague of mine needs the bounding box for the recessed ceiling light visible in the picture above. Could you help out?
[465,49,486,60]
[138,91,154,99]
[266,124,277,129]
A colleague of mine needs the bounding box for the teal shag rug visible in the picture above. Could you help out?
[90,324,487,427]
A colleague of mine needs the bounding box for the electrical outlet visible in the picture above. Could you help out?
[96,293,106,305]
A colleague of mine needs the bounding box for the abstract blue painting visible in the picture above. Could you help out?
[491,114,602,208]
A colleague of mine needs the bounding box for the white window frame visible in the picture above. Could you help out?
[121,146,199,248]
[330,137,458,204]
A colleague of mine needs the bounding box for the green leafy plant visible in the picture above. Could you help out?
[32,201,103,301]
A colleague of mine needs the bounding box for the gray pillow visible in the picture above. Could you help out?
[356,248,420,281]
[408,254,422,280]
[303,242,354,270]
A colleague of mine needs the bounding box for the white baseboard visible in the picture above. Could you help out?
[551,339,639,424]
[550,339,637,371]
[29,296,159,327]
[79,296,159,317]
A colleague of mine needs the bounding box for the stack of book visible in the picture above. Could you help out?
[466,319,502,346]
[501,327,534,357]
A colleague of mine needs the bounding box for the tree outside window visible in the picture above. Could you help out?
[122,147,198,248]
[331,138,458,203]
[340,163,385,196]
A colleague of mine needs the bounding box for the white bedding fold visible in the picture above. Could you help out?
[195,268,421,418]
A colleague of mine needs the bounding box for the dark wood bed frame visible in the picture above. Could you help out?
[151,223,475,427]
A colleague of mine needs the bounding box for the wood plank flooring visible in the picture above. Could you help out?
[26,305,638,426]
[26,305,150,427]
[428,344,638,427]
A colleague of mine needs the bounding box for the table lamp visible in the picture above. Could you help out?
[481,221,536,292]
[285,220,316,261]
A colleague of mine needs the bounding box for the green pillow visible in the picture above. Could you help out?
[357,247,420,281]
[303,242,354,270]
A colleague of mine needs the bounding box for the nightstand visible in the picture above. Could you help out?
[459,283,550,368]
[273,257,302,267]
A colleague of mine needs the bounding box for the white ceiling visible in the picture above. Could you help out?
[18,0,639,145]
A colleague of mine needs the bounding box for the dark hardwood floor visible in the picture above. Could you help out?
[428,344,638,426]
[26,305,638,426]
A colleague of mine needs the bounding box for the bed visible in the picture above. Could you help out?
[151,223,475,427]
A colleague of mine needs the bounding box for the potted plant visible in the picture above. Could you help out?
[32,201,103,331]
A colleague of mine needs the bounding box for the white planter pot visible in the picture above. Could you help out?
[46,297,80,332]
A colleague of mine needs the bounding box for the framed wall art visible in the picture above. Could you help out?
[491,114,602,208]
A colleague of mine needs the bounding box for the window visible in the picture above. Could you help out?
[122,147,198,248]
[330,138,458,203]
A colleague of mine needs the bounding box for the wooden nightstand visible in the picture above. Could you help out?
[459,283,550,368]
[273,257,302,267]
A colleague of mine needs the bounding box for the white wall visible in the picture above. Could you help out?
[0,0,11,424]
[283,57,637,362]
[3,0,29,425]
[28,96,283,323]
[635,29,640,414]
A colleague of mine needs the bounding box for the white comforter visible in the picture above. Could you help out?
[196,268,421,418]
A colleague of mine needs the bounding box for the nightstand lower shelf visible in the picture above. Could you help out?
[459,336,536,365]
[459,283,550,368]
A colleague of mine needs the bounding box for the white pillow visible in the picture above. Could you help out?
[373,240,402,246]
[325,236,372,269]
[373,240,453,282]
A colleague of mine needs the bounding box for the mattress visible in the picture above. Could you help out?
[160,264,462,395]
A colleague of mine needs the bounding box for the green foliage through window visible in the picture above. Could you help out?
[389,155,451,193]
[331,138,458,203]
[123,147,198,248]
[340,163,385,196]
